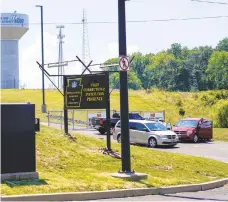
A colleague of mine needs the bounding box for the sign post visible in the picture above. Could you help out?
[105,72,111,151]
[63,76,69,135]
[111,0,147,181]
[118,0,131,173]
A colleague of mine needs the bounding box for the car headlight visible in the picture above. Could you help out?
[160,135,168,139]
[187,131,193,135]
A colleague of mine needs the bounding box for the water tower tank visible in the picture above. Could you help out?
[0,13,29,89]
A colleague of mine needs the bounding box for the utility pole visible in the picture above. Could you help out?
[82,9,91,74]
[36,5,47,113]
[118,0,131,173]
[56,25,65,89]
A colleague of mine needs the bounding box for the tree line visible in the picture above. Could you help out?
[104,37,228,91]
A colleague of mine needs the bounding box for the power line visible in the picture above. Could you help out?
[27,15,228,25]
[190,0,228,5]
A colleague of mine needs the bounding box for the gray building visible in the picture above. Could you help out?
[0,13,29,89]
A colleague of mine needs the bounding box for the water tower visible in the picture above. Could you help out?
[0,13,29,89]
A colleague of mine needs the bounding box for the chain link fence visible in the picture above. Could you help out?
[46,109,166,130]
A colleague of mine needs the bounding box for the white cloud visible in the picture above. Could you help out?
[19,32,58,89]
[98,42,139,63]
[19,38,140,88]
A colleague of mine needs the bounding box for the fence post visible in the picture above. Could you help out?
[72,110,75,130]
[60,111,63,130]
[48,111,50,126]
[87,110,89,129]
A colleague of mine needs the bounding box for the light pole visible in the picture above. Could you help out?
[36,5,47,113]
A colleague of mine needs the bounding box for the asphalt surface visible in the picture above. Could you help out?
[88,185,228,201]
[42,122,228,201]
[155,141,228,163]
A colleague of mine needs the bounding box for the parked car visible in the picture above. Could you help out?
[172,118,213,143]
[90,113,144,135]
[113,120,179,148]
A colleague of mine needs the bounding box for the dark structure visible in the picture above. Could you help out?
[1,103,38,181]
[118,0,131,172]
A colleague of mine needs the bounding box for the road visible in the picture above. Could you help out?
[156,141,228,163]
[88,185,228,201]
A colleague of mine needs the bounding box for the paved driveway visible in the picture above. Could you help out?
[88,184,228,201]
[155,141,228,163]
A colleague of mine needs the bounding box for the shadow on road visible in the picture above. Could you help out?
[179,139,215,145]
[161,193,227,201]
[132,143,180,150]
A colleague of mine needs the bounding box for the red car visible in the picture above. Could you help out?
[172,118,213,143]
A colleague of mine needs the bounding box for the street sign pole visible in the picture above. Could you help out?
[105,72,111,151]
[118,0,131,172]
[63,76,69,135]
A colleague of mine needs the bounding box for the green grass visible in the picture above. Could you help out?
[1,89,228,141]
[214,128,228,142]
[2,125,228,196]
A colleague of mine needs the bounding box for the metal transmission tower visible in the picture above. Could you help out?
[57,25,65,88]
[82,9,91,74]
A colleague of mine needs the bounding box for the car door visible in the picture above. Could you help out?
[129,122,137,143]
[115,121,135,143]
[134,122,149,144]
[201,120,213,139]
[198,119,212,139]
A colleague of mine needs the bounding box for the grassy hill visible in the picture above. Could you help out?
[2,89,228,141]
[2,125,228,196]
[1,89,228,125]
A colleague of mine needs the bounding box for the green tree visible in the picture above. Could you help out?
[144,52,177,90]
[216,38,228,52]
[207,51,228,89]
[109,71,142,90]
[167,43,182,58]
[183,46,213,91]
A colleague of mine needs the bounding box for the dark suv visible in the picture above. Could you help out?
[172,118,213,143]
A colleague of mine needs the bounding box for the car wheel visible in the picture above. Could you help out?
[193,134,199,143]
[98,128,105,135]
[148,137,157,148]
[117,134,121,143]
[206,138,211,142]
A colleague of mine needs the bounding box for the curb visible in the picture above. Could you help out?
[1,178,228,201]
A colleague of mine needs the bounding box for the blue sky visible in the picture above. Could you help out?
[1,0,228,88]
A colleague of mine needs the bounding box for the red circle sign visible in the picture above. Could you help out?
[119,56,130,71]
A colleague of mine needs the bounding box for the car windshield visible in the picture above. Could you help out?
[129,113,143,119]
[145,122,167,131]
[175,120,198,127]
